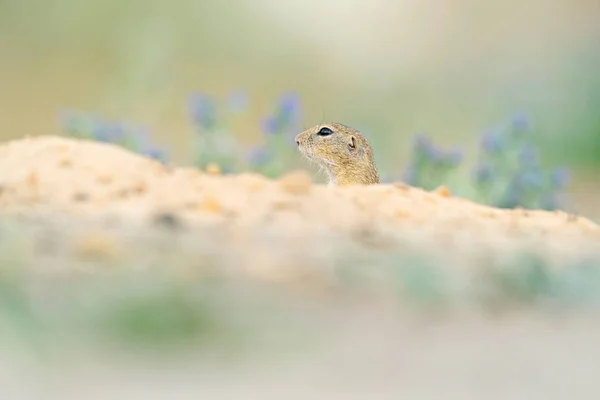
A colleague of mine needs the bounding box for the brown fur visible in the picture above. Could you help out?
[295,123,380,186]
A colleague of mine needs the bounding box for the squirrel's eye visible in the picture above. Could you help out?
[317,127,334,136]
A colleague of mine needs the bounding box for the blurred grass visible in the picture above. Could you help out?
[0,250,599,357]
[0,215,599,357]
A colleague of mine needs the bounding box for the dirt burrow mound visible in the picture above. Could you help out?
[0,135,599,277]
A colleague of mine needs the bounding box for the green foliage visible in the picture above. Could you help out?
[94,286,217,349]
[0,241,598,355]
[403,115,571,210]
[61,94,571,211]
[61,110,168,163]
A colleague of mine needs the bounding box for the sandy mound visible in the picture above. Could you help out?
[3,136,600,400]
[0,135,599,278]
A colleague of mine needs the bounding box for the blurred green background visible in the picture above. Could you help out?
[1,0,599,216]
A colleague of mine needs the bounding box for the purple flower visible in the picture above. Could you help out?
[276,92,303,130]
[550,166,570,189]
[278,92,300,115]
[519,169,544,189]
[474,163,494,184]
[413,134,434,157]
[260,92,303,138]
[188,92,217,130]
[245,146,271,166]
[518,145,539,167]
[93,121,126,143]
[144,147,168,163]
[442,148,463,167]
[480,131,503,153]
[511,113,530,133]
[412,134,462,167]
[90,119,112,142]
[261,116,279,135]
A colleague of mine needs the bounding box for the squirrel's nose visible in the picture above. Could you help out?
[295,140,300,146]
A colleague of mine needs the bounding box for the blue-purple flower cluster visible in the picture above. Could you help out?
[185,90,303,176]
[61,96,571,211]
[187,91,240,172]
[402,114,570,210]
[260,92,302,139]
[60,110,168,163]
[188,92,219,132]
[402,134,463,190]
[248,92,303,177]
[472,115,570,210]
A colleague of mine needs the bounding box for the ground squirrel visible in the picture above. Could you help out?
[295,123,380,186]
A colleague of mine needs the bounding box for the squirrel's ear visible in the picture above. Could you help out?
[348,136,357,150]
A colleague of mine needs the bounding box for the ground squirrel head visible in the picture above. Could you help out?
[295,123,380,186]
